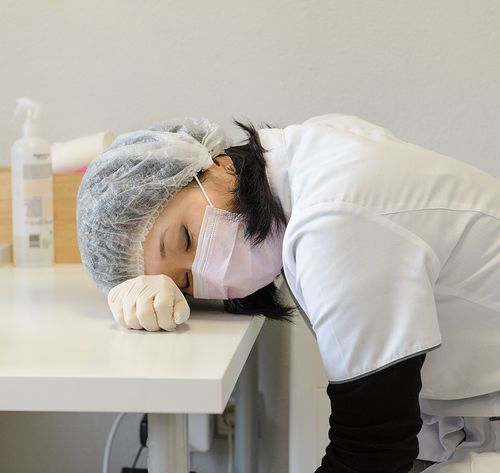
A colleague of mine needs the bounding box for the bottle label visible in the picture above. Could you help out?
[11,146,54,265]
[11,161,53,243]
[23,162,52,179]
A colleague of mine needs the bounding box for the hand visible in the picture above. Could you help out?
[107,274,190,331]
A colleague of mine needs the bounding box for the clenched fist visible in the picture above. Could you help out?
[107,274,190,331]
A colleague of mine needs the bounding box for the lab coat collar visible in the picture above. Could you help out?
[257,128,293,221]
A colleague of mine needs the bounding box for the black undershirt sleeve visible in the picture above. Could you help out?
[314,353,426,473]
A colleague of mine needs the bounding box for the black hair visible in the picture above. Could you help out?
[202,118,298,323]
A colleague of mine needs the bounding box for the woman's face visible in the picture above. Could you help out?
[141,154,237,297]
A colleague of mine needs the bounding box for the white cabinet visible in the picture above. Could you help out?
[275,272,331,472]
[289,314,330,473]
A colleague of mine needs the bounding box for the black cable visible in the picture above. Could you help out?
[130,444,144,473]
[140,414,148,447]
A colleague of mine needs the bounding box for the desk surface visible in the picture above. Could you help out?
[0,264,264,413]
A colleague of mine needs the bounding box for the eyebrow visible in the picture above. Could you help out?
[159,228,167,259]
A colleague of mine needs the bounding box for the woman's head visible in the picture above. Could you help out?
[77,117,230,293]
[77,117,296,322]
[141,153,237,297]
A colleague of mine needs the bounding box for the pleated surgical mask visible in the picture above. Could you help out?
[191,175,285,299]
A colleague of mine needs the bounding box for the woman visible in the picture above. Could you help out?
[77,115,500,473]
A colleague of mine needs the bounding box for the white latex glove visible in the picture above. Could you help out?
[107,274,190,331]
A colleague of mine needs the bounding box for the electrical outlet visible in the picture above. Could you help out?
[214,397,235,437]
[138,413,212,453]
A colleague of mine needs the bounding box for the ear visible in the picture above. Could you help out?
[214,154,236,174]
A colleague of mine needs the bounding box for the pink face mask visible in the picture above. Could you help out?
[191,175,285,300]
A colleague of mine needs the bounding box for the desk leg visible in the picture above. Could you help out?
[234,341,258,473]
[147,413,189,473]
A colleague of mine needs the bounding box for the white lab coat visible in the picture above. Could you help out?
[257,114,500,470]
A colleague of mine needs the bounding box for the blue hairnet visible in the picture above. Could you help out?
[76,117,232,293]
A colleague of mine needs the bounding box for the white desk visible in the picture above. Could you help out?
[0,264,264,472]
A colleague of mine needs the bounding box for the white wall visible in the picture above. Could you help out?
[1,1,499,472]
[1,1,499,175]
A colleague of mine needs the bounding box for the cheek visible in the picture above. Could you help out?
[144,263,158,276]
[190,212,205,254]
[142,248,162,275]
[187,197,209,252]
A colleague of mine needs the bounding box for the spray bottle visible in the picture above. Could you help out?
[11,97,54,266]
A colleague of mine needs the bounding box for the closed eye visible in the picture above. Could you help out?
[183,226,191,291]
[184,226,191,251]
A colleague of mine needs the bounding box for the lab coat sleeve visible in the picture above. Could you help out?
[284,200,442,382]
[315,353,426,473]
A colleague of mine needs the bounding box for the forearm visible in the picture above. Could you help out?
[315,354,426,473]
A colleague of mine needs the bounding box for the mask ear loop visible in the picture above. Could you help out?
[193,174,214,208]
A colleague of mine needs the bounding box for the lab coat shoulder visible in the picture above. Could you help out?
[300,113,403,141]
[283,199,442,383]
